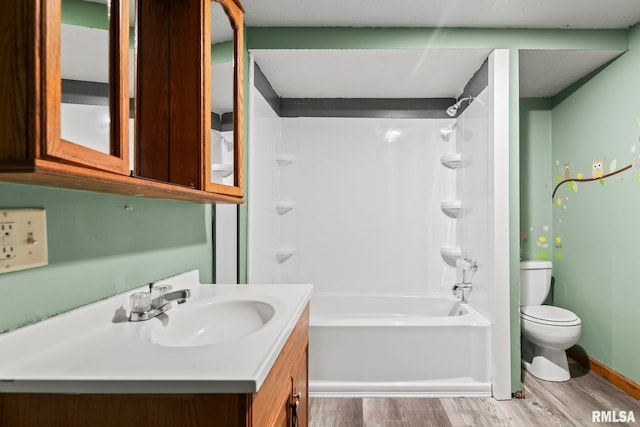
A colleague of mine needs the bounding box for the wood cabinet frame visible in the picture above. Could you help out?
[43,0,129,174]
[203,0,244,198]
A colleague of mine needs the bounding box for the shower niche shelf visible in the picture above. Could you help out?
[440,200,462,218]
[440,246,462,267]
[274,200,295,215]
[211,163,234,178]
[275,245,296,263]
[275,153,296,167]
[440,153,463,169]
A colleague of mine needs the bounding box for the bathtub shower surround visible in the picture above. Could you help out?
[291,116,457,295]
[247,49,511,398]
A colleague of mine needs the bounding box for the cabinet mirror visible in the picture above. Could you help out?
[206,0,244,196]
[50,0,130,174]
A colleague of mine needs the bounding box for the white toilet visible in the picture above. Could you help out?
[520,260,581,382]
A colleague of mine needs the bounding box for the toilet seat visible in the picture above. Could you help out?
[521,305,581,327]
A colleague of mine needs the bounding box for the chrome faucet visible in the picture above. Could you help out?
[128,283,191,322]
[452,258,478,302]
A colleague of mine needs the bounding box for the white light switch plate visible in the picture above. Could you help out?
[0,209,48,274]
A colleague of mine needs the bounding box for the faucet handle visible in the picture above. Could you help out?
[461,258,478,284]
[151,283,172,298]
[150,284,173,307]
[463,258,478,271]
[130,292,152,313]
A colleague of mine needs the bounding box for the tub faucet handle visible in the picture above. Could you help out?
[462,258,478,284]
[463,258,478,271]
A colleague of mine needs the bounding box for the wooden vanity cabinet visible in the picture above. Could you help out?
[0,305,309,427]
[251,306,309,427]
[0,0,244,204]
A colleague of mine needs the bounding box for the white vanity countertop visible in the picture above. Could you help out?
[0,271,313,394]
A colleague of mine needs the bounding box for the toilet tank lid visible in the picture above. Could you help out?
[520,260,552,270]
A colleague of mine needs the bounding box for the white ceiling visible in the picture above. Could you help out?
[244,0,636,99]
[61,24,109,84]
[61,25,137,98]
[212,62,234,113]
[519,49,624,97]
[211,2,234,44]
[252,47,626,99]
[252,49,492,98]
[242,0,640,29]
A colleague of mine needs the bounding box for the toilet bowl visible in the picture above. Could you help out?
[520,305,581,381]
[520,261,581,382]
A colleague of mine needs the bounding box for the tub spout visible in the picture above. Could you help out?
[452,283,472,302]
[453,258,478,302]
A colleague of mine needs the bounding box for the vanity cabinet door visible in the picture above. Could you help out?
[251,305,309,427]
[252,379,292,427]
[251,352,308,427]
[291,347,309,427]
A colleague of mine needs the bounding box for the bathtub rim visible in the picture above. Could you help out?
[311,290,464,300]
[310,292,490,327]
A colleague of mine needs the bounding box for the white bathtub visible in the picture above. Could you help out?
[309,294,491,397]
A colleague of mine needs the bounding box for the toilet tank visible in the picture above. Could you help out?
[520,260,552,306]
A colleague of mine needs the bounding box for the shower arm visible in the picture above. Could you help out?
[454,97,473,108]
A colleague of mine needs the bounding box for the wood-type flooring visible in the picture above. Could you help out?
[309,359,640,426]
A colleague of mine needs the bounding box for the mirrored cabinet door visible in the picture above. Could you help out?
[44,0,129,174]
[205,0,244,197]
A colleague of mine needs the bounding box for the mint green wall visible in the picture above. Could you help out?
[212,41,234,64]
[520,98,554,261]
[62,0,136,47]
[62,0,108,29]
[550,23,640,385]
[0,1,227,333]
[0,183,212,333]
[243,26,629,394]
[247,28,628,51]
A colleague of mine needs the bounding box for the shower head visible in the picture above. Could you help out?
[445,105,459,118]
[445,96,474,117]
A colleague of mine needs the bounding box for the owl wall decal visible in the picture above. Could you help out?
[592,160,605,179]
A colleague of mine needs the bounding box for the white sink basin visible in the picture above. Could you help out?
[151,299,276,348]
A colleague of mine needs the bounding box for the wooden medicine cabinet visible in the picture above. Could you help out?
[0,0,244,204]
